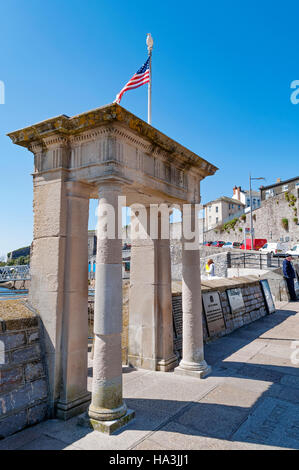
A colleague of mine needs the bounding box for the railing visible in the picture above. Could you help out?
[228,252,286,270]
[0,265,30,282]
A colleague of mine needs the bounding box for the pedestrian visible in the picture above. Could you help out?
[206,259,215,278]
[283,255,298,301]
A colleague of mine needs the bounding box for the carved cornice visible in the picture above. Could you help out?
[7,103,218,177]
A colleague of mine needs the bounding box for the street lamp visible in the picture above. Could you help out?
[249,174,265,250]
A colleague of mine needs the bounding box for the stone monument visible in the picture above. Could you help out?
[8,103,217,433]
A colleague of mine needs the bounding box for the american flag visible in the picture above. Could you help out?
[114,57,150,104]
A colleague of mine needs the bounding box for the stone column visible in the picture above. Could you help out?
[174,204,211,378]
[56,182,91,419]
[129,206,178,371]
[29,174,91,418]
[84,183,134,434]
[29,169,68,416]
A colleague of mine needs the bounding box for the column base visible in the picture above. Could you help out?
[128,355,156,371]
[174,360,212,379]
[56,392,91,420]
[156,355,179,372]
[77,409,135,435]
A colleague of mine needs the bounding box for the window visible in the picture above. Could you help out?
[216,206,218,213]
[282,184,288,192]
[216,217,219,223]
[265,189,274,199]
[238,205,241,209]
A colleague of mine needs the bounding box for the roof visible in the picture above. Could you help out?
[261,176,299,191]
[204,196,246,207]
[7,103,218,177]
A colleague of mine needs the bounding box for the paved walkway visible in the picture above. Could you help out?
[1,301,299,450]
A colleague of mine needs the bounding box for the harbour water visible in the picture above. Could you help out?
[0,287,28,300]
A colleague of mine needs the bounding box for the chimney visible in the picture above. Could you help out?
[233,185,237,196]
[276,178,281,183]
[237,186,241,201]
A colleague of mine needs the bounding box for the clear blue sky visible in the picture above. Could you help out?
[1,0,299,257]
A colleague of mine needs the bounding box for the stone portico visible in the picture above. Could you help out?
[8,103,217,433]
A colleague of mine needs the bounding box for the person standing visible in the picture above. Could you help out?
[206,259,215,278]
[283,255,298,301]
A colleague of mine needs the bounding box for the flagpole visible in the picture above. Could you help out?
[146,34,153,125]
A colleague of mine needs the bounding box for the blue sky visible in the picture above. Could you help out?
[1,0,299,257]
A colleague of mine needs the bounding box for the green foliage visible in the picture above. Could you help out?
[281,218,289,231]
[240,214,246,222]
[6,255,30,266]
[222,217,238,233]
[238,227,243,232]
[294,217,298,224]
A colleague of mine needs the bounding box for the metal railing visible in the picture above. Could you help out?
[0,265,30,282]
[228,252,286,270]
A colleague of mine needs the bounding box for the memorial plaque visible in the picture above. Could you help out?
[172,295,183,358]
[260,279,275,314]
[227,288,245,313]
[202,291,226,336]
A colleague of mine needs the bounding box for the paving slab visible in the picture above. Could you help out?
[172,401,249,440]
[0,301,298,450]
[134,421,286,450]
[232,397,299,449]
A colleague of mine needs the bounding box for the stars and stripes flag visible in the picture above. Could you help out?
[114,57,150,104]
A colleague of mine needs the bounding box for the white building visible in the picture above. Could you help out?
[232,185,261,213]
[204,196,245,231]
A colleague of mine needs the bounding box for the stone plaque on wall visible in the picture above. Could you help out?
[172,295,183,358]
[202,292,226,336]
[260,279,275,314]
[227,288,245,313]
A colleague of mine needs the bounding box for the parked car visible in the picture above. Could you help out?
[221,242,242,249]
[259,242,286,255]
[222,242,233,249]
[211,241,226,247]
[240,239,267,251]
[286,244,299,257]
[204,241,213,246]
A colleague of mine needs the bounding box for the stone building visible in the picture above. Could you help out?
[260,176,299,201]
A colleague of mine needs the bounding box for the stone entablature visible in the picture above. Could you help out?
[8,104,217,205]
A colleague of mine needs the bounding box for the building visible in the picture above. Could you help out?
[204,196,245,231]
[260,177,299,201]
[232,185,261,212]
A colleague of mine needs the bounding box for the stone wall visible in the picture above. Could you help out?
[88,277,271,365]
[0,301,48,439]
[171,242,229,279]
[172,277,269,358]
[204,189,299,246]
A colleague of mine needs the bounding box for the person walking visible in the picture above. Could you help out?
[206,259,215,278]
[283,255,298,301]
